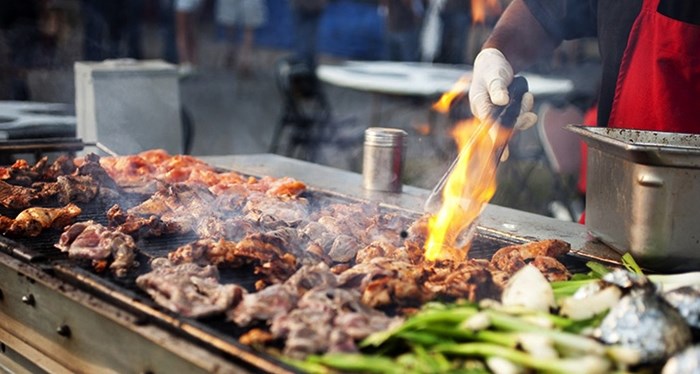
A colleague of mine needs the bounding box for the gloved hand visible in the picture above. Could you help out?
[469,48,538,130]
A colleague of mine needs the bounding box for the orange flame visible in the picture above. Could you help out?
[433,76,470,114]
[424,117,509,261]
[471,0,502,24]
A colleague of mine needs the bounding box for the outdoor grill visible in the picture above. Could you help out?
[0,152,596,373]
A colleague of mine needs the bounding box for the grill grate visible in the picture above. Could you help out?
[0,185,588,373]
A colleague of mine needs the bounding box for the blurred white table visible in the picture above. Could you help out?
[318,60,575,130]
[318,61,576,160]
[317,60,575,99]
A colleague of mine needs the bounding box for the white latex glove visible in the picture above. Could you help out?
[469,48,538,131]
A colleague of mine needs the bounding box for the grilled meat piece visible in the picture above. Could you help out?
[76,153,122,192]
[490,245,527,274]
[231,263,336,328]
[239,328,276,346]
[530,255,571,282]
[243,193,309,229]
[168,238,236,266]
[492,239,570,261]
[0,180,36,209]
[56,220,139,277]
[229,283,299,326]
[125,183,218,234]
[0,156,76,186]
[336,257,433,309]
[355,241,407,264]
[129,183,216,216]
[284,262,338,293]
[269,287,400,358]
[169,233,298,286]
[264,176,306,198]
[4,203,82,237]
[232,233,298,285]
[107,204,184,237]
[425,259,501,301]
[0,175,100,210]
[0,155,118,210]
[327,234,361,263]
[137,258,245,318]
[99,149,245,190]
[491,239,571,281]
[54,175,100,204]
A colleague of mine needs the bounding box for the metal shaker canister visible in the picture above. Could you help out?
[362,127,407,192]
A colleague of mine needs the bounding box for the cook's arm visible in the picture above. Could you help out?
[469,0,561,129]
[483,0,560,73]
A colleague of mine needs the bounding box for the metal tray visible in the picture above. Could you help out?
[568,125,700,272]
[567,126,700,168]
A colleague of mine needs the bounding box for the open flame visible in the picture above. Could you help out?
[424,82,510,261]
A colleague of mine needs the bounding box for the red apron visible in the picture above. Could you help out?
[608,0,700,133]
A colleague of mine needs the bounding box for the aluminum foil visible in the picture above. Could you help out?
[664,286,700,330]
[596,288,692,363]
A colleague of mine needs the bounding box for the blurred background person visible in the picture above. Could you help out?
[290,0,327,72]
[380,0,425,62]
[81,0,144,61]
[216,0,268,75]
[158,0,179,64]
[1,0,61,100]
[435,0,470,64]
[175,0,203,75]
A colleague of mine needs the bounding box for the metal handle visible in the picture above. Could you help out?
[487,76,529,129]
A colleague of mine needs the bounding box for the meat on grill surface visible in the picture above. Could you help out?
[168,233,298,286]
[490,239,571,283]
[270,287,400,358]
[55,220,139,277]
[136,258,245,318]
[0,152,579,361]
[107,204,184,238]
[0,154,122,210]
[75,153,123,192]
[230,262,401,358]
[0,180,36,209]
[2,203,82,237]
[99,150,307,198]
[0,155,76,186]
[229,283,299,326]
[126,183,217,234]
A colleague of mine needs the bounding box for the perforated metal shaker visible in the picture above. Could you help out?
[362,127,407,192]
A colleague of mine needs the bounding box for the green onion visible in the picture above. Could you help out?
[434,343,611,374]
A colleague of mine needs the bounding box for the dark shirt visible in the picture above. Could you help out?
[387,0,422,32]
[523,0,641,127]
[523,0,700,127]
[442,0,471,15]
[0,1,40,29]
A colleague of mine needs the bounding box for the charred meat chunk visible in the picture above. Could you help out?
[229,283,298,326]
[169,234,298,286]
[107,204,184,238]
[137,258,245,318]
[269,287,400,359]
[56,220,139,277]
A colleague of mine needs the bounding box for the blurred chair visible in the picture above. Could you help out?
[536,101,585,221]
[269,57,359,163]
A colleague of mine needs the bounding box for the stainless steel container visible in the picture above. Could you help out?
[569,126,700,271]
[362,127,407,192]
